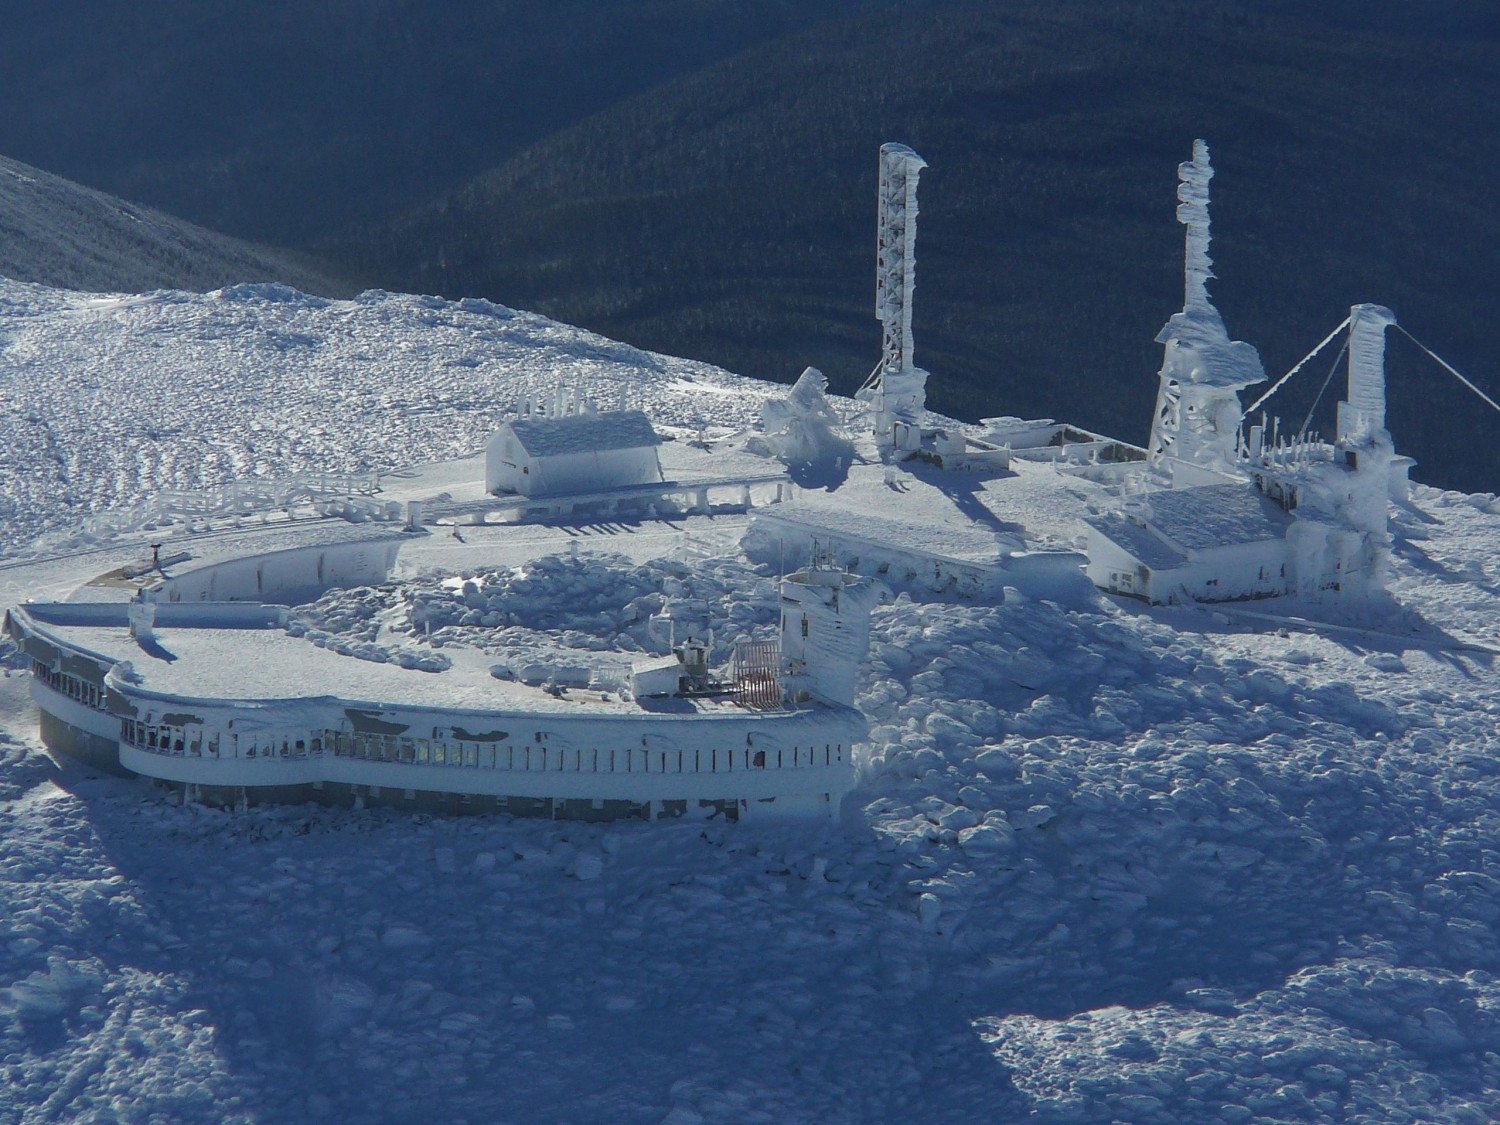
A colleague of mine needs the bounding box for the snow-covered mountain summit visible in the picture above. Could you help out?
[0,155,346,296]
[1,277,1499,1121]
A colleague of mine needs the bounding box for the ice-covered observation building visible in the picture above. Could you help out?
[6,536,873,823]
[485,404,663,498]
[1088,304,1409,604]
[1085,483,1292,603]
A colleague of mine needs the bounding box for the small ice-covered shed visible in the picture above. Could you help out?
[1085,482,1292,604]
[486,409,664,497]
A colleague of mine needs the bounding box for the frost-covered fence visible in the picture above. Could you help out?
[79,468,388,539]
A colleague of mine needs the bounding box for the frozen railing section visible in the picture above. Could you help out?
[78,469,390,539]
[121,720,848,776]
[730,640,783,710]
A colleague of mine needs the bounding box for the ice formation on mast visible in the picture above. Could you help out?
[866,142,929,458]
[1147,140,1266,484]
[1314,302,1398,596]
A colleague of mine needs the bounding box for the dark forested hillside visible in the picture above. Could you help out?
[0,0,869,244]
[352,1,1500,492]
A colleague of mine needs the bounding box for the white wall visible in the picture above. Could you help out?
[1084,532,1150,599]
[486,427,662,498]
[1087,529,1289,604]
[485,429,524,494]
[156,540,401,603]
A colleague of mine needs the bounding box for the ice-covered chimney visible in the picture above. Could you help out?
[778,553,876,709]
[1339,303,1397,443]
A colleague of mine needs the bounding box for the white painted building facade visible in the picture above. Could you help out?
[485,409,663,497]
[1086,483,1292,604]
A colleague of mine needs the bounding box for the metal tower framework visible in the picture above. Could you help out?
[875,142,927,380]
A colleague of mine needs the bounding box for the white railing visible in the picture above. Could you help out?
[80,469,386,539]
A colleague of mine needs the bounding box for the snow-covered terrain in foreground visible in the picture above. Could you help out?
[0,157,345,300]
[3,279,1500,1122]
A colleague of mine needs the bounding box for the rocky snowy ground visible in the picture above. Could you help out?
[0,279,773,549]
[3,279,1500,1122]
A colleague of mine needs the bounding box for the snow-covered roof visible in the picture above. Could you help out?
[506,410,662,458]
[1085,512,1187,571]
[1142,483,1290,552]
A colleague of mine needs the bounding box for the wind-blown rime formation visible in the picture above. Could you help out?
[758,366,854,472]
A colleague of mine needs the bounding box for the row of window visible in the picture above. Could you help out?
[120,719,847,774]
[34,662,107,711]
[33,660,849,775]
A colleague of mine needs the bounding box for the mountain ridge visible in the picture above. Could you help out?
[0,153,350,297]
[348,0,1500,492]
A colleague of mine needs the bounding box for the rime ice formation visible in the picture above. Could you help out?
[1270,304,1400,599]
[1342,302,1397,440]
[864,142,930,458]
[1147,140,1267,484]
[759,366,854,471]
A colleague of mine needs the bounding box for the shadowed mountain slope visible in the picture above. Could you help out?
[355,0,1500,491]
[0,154,347,296]
[0,0,870,245]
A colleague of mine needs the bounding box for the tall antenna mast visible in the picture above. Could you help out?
[867,142,930,459]
[876,143,926,378]
[1178,138,1214,314]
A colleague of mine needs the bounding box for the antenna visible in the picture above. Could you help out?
[1178,138,1214,312]
[876,143,927,379]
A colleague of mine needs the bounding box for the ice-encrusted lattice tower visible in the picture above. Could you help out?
[1147,140,1266,484]
[867,142,929,458]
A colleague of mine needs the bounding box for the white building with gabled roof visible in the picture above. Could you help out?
[1085,482,1293,604]
[486,408,664,497]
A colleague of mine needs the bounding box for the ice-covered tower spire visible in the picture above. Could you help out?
[1340,303,1396,442]
[1146,140,1266,485]
[1179,138,1214,313]
[1312,303,1399,597]
[866,142,929,458]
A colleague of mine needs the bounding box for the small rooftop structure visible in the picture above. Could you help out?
[486,406,664,497]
